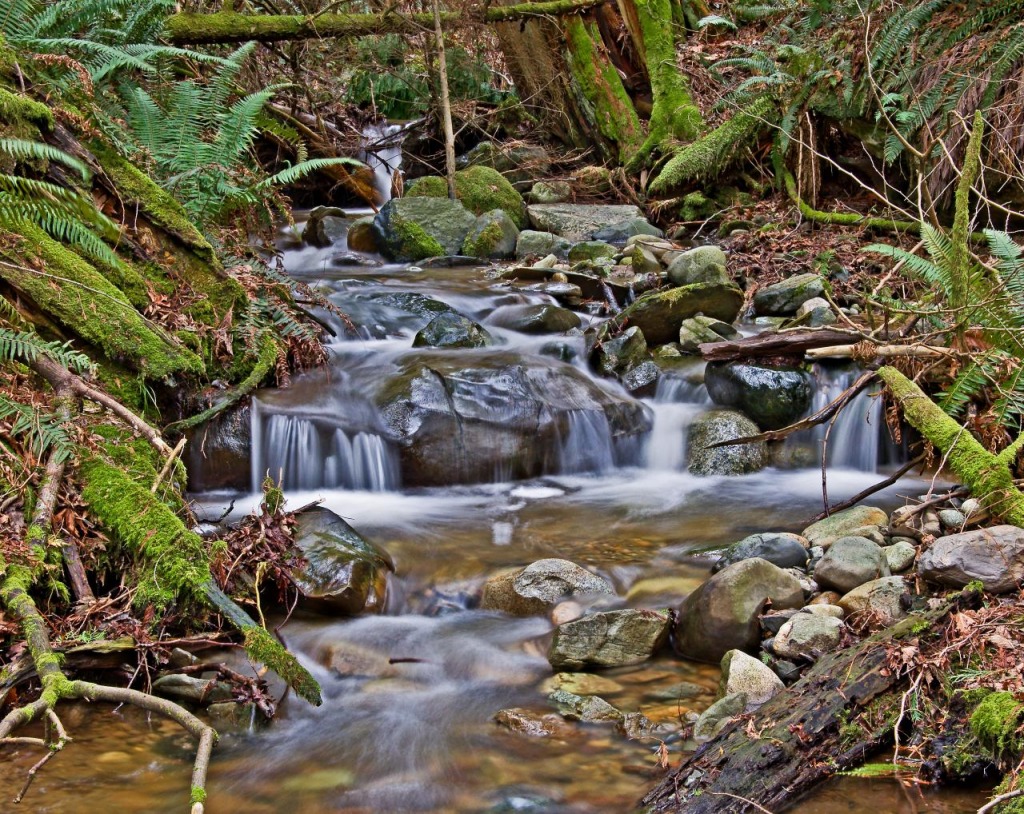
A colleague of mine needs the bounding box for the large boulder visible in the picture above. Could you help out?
[407,165,527,227]
[666,246,730,287]
[918,525,1024,593]
[372,197,476,261]
[614,283,744,346]
[548,608,671,670]
[376,354,651,485]
[346,216,378,253]
[813,535,889,594]
[713,532,810,573]
[704,362,813,430]
[673,558,805,662]
[802,505,889,549]
[487,303,581,334]
[462,210,520,259]
[480,559,614,616]
[527,203,646,240]
[688,410,768,476]
[186,405,251,492]
[302,206,349,247]
[753,273,826,316]
[290,507,394,614]
[413,312,493,349]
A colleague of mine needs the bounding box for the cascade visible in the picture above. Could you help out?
[358,121,406,205]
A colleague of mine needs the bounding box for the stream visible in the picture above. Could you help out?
[0,215,993,812]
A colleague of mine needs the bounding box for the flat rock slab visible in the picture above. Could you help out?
[802,505,889,549]
[548,608,670,670]
[918,525,1024,593]
[527,204,645,240]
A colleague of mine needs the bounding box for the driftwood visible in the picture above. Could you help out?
[699,329,862,362]
[642,600,958,813]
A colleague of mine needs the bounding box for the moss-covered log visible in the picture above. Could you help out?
[642,601,957,813]
[878,366,1024,526]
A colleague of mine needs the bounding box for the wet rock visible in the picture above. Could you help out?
[568,240,617,263]
[704,362,812,430]
[838,576,908,626]
[644,681,705,702]
[413,312,494,349]
[666,246,729,287]
[591,218,664,243]
[152,674,232,705]
[714,532,810,573]
[622,361,661,396]
[718,650,784,710]
[673,558,805,662]
[303,206,348,247]
[678,315,739,353]
[526,180,571,204]
[371,291,456,320]
[802,505,889,549]
[291,507,394,614]
[794,296,836,327]
[527,203,646,240]
[318,641,395,678]
[515,230,571,259]
[548,608,671,670]
[407,166,527,227]
[547,672,624,696]
[753,273,826,316]
[494,708,576,738]
[693,692,747,743]
[548,689,621,722]
[918,525,1024,593]
[616,711,657,739]
[813,535,889,594]
[376,354,651,486]
[480,558,614,616]
[462,210,520,259]
[347,216,378,253]
[186,404,251,492]
[593,326,648,377]
[772,614,843,661]
[372,197,476,261]
[687,410,768,476]
[615,282,744,345]
[487,303,581,334]
[884,540,917,573]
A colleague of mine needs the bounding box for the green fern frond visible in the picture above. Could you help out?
[0,327,94,374]
[0,139,89,180]
[258,157,367,189]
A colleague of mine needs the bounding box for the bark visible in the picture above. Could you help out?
[699,328,862,361]
[642,601,957,813]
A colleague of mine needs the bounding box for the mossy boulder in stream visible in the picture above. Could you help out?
[406,165,527,228]
[615,282,744,346]
[372,197,476,261]
[290,507,394,615]
[462,210,519,259]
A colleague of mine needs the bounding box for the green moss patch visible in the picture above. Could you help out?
[971,691,1024,761]
[407,166,527,228]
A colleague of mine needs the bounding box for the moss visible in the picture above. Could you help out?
[971,692,1024,761]
[649,97,773,195]
[242,625,321,705]
[681,191,716,222]
[462,220,503,257]
[407,166,527,228]
[0,223,205,380]
[564,17,643,163]
[0,87,54,134]
[190,787,208,805]
[386,215,445,262]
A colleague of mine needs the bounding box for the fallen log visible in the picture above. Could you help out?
[642,599,959,813]
[699,328,862,362]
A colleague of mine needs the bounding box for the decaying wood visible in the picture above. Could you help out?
[642,601,958,813]
[699,329,862,362]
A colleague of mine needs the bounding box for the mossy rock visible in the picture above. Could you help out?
[615,282,744,345]
[971,691,1024,763]
[462,210,519,259]
[406,166,527,228]
[0,86,54,142]
[371,196,475,262]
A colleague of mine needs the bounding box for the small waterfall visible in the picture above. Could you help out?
[644,371,712,471]
[797,365,884,470]
[557,410,616,474]
[251,403,400,492]
[358,122,405,205]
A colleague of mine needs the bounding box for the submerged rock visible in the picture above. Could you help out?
[548,608,671,670]
[704,362,812,430]
[687,410,768,476]
[674,558,804,662]
[480,558,614,616]
[918,525,1024,593]
[413,312,493,349]
[290,507,394,614]
[494,708,575,738]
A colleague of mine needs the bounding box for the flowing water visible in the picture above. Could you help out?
[1,214,991,812]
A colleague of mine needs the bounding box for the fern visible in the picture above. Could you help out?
[0,395,75,464]
[0,327,95,374]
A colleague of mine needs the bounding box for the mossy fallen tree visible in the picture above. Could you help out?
[878,366,1024,526]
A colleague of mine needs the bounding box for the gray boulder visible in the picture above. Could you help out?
[303,206,348,247]
[678,315,739,353]
[794,296,837,327]
[718,649,784,710]
[838,576,908,626]
[622,360,661,395]
[753,273,826,316]
[593,326,648,377]
[673,557,805,662]
[527,203,646,240]
[526,180,572,204]
[615,283,745,345]
[813,535,889,594]
[487,303,581,334]
[714,532,810,573]
[462,210,520,259]
[372,197,476,261]
[918,525,1024,593]
[568,240,617,263]
[666,246,730,287]
[480,558,614,617]
[884,540,917,573]
[591,218,664,243]
[413,312,493,349]
[802,505,889,548]
[772,614,843,661]
[290,507,394,614]
[548,608,671,670]
[704,362,812,430]
[515,230,572,259]
[688,410,768,476]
